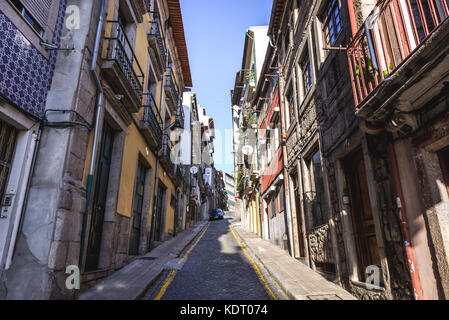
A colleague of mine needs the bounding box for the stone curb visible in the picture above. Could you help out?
[231,224,295,300]
[231,223,355,301]
[79,220,209,300]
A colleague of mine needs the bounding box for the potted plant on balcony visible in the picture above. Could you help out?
[249,112,258,129]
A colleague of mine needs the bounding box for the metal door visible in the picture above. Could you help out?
[0,121,17,267]
[129,161,146,255]
[85,123,114,271]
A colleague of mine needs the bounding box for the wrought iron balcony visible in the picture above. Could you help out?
[165,67,181,110]
[347,0,449,108]
[142,93,163,148]
[103,21,144,113]
[161,133,172,160]
[160,133,185,186]
[148,11,167,70]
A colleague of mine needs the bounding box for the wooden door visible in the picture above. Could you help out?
[292,172,305,257]
[344,148,381,280]
[153,182,166,242]
[85,123,114,271]
[129,161,146,255]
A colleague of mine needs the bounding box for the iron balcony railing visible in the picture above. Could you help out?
[143,93,163,142]
[174,103,185,129]
[104,20,144,102]
[162,133,171,159]
[165,67,181,106]
[347,0,449,107]
[149,11,167,67]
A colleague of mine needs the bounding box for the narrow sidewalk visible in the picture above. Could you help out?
[79,220,209,300]
[231,222,356,300]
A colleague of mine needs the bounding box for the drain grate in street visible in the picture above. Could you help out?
[307,294,342,300]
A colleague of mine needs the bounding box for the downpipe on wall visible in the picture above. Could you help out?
[79,0,107,273]
[387,143,423,300]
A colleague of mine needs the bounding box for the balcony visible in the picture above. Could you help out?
[160,133,174,172]
[130,0,149,23]
[141,93,163,149]
[347,0,449,130]
[148,11,167,75]
[172,165,184,187]
[165,67,181,112]
[160,133,183,185]
[102,21,144,114]
[243,177,254,196]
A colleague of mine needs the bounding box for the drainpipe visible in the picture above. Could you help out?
[79,0,106,271]
[347,0,358,38]
[387,143,423,300]
[5,123,42,270]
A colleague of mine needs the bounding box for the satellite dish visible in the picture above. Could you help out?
[190,166,199,174]
[242,145,254,156]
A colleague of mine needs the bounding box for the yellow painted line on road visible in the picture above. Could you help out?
[154,222,211,300]
[178,222,211,265]
[154,269,177,300]
[229,225,277,300]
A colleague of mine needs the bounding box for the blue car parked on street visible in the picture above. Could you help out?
[209,209,224,221]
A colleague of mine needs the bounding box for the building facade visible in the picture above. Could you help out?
[0,0,212,300]
[221,171,236,212]
[231,26,269,237]
[0,0,68,299]
[233,0,449,300]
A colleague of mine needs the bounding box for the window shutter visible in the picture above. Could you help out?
[20,0,53,28]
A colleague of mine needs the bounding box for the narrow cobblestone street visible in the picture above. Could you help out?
[1,0,449,304]
[142,216,285,300]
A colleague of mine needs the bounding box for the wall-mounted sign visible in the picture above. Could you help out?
[242,145,254,156]
[190,166,199,174]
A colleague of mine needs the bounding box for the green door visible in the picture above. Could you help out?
[154,182,166,242]
[129,161,146,255]
[85,123,115,271]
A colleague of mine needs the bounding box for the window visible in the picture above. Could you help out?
[270,195,277,218]
[284,27,291,55]
[0,120,18,206]
[278,183,285,213]
[10,0,46,37]
[322,0,342,46]
[266,133,272,164]
[286,86,295,127]
[272,122,280,151]
[301,51,312,94]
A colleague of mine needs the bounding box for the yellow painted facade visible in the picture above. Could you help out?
[81,0,188,241]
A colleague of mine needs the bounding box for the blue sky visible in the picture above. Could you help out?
[180,0,273,175]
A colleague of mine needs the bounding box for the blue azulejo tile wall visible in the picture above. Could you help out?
[0,0,67,119]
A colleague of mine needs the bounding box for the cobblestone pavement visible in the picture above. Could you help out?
[142,217,287,300]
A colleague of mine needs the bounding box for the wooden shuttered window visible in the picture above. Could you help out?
[20,0,53,29]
